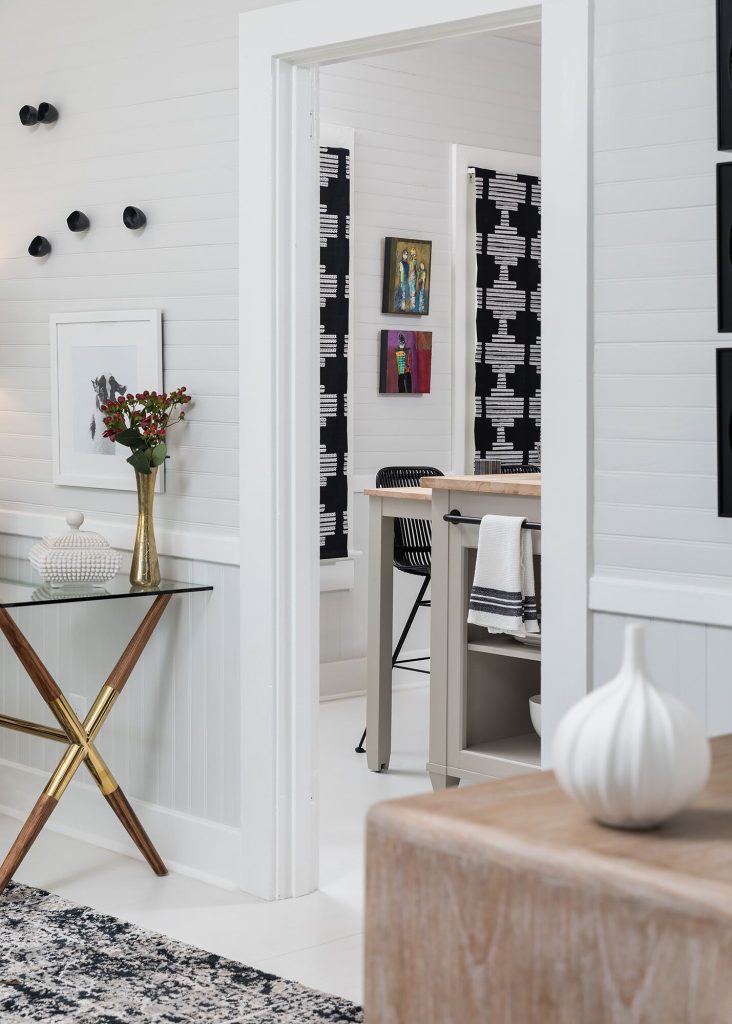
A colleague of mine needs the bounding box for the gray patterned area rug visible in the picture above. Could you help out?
[0,883,364,1023]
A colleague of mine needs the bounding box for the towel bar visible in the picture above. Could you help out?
[444,509,541,530]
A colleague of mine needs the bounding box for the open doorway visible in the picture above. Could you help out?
[316,24,542,949]
[238,0,590,913]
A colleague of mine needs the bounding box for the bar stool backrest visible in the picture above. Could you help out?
[375,466,444,575]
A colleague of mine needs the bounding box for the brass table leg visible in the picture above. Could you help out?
[0,594,172,894]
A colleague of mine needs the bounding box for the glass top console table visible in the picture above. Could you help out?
[0,576,213,894]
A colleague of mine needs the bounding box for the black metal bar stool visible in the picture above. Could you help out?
[355,465,444,754]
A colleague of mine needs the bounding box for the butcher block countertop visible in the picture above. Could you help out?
[423,473,541,497]
[363,486,432,502]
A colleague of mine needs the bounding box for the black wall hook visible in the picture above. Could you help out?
[37,102,58,124]
[28,236,51,257]
[19,105,38,126]
[123,206,146,230]
[66,210,89,232]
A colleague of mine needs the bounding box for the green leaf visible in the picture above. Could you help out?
[150,442,167,467]
[127,449,152,474]
[115,428,145,449]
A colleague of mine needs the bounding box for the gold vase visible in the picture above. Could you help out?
[130,468,161,588]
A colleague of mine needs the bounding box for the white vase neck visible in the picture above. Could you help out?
[620,623,648,683]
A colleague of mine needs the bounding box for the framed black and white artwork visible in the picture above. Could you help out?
[718,0,732,150]
[50,310,163,491]
[718,163,732,332]
[717,348,732,516]
[473,166,541,467]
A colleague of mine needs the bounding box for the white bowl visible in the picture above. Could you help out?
[529,694,541,737]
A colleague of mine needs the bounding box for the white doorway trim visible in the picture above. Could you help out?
[451,144,542,475]
[238,0,591,900]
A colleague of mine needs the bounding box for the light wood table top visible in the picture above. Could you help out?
[372,734,732,900]
[366,734,732,1024]
[364,486,432,502]
[424,473,541,497]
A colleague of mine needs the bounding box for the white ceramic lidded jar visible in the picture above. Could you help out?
[29,512,122,588]
[553,623,710,830]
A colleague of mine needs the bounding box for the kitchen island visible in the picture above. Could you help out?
[364,474,541,784]
[426,474,541,789]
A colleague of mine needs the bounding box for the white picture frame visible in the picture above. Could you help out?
[50,309,164,491]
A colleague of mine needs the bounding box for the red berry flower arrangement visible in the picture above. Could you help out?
[101,387,192,475]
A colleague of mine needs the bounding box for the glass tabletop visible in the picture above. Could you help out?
[0,576,213,609]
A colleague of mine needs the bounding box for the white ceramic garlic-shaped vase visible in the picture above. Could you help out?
[552,623,710,829]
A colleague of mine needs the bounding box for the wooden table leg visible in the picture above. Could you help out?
[366,499,394,772]
[105,789,166,876]
[0,596,172,893]
[426,489,461,790]
[0,794,56,893]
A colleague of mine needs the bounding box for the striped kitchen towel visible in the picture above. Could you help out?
[467,515,539,637]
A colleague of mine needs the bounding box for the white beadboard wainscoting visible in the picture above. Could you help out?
[593,612,732,740]
[591,0,732,702]
[0,534,241,887]
[318,31,541,687]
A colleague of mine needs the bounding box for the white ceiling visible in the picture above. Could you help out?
[493,22,542,45]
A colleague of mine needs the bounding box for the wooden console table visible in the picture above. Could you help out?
[366,734,732,1023]
[0,577,212,893]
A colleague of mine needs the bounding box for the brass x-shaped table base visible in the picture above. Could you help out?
[0,593,172,894]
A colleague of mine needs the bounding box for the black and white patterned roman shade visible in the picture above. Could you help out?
[474,168,541,466]
[319,147,350,559]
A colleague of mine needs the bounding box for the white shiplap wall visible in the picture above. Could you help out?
[320,34,541,478]
[592,0,720,599]
[0,0,288,885]
[591,0,732,719]
[319,34,542,675]
[0,0,287,540]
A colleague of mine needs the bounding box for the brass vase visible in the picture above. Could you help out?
[130,468,161,588]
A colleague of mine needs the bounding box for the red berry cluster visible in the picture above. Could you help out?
[101,387,191,447]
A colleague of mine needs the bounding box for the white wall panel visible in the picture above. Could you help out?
[590,0,732,727]
[593,0,720,583]
[320,35,540,480]
[594,611,722,735]
[0,0,283,542]
[706,627,732,737]
[593,614,703,718]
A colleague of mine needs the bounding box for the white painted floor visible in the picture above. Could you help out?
[0,680,432,1006]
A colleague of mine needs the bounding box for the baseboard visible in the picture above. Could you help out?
[0,759,241,890]
[320,650,430,701]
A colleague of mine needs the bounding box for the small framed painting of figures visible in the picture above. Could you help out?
[382,237,432,315]
[379,330,432,394]
[50,309,163,490]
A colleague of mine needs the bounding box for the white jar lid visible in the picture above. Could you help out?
[40,512,113,550]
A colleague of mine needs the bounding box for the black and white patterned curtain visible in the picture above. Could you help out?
[474,168,541,466]
[319,147,350,559]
